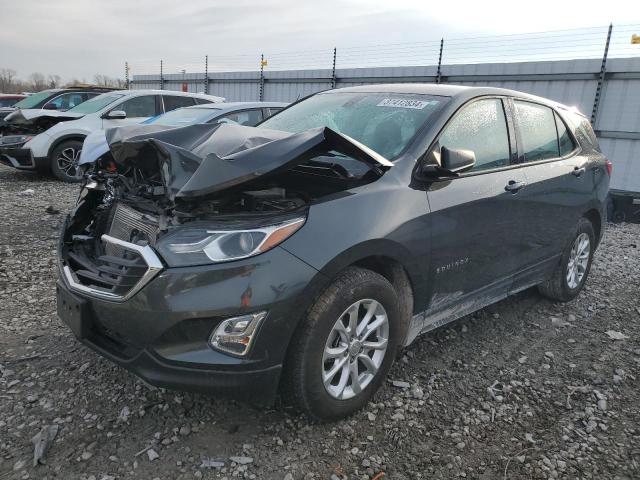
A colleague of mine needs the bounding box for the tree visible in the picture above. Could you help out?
[93,74,126,88]
[47,74,61,89]
[0,68,17,93]
[28,72,47,91]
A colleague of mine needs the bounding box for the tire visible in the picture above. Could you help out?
[50,140,84,182]
[538,217,595,302]
[282,267,403,422]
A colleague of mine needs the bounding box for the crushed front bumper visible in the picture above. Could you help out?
[56,243,322,405]
[0,146,36,170]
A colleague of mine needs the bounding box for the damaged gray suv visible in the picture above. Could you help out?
[57,84,610,421]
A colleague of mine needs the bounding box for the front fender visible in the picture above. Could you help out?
[281,180,432,311]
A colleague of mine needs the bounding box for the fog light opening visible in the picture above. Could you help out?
[209,311,267,356]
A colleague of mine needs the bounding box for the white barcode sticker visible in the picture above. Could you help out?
[376,98,433,109]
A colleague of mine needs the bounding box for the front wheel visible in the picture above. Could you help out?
[538,217,595,302]
[282,267,403,422]
[50,140,84,182]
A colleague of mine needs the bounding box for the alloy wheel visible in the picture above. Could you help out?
[566,232,590,289]
[56,147,82,179]
[322,299,389,400]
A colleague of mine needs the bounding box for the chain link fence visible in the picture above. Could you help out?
[127,24,639,96]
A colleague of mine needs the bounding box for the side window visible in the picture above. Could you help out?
[195,97,213,105]
[555,112,576,156]
[438,98,510,172]
[44,92,85,110]
[217,109,263,126]
[266,107,283,117]
[163,95,196,112]
[117,95,159,118]
[514,101,560,162]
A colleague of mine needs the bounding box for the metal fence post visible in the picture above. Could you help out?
[590,23,613,126]
[204,55,209,94]
[436,38,444,84]
[125,61,130,89]
[259,54,265,101]
[331,47,337,88]
[160,60,164,90]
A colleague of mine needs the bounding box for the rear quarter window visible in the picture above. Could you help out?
[565,111,600,151]
[554,112,576,156]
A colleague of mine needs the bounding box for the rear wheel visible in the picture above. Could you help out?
[538,217,595,302]
[50,140,84,182]
[282,267,402,422]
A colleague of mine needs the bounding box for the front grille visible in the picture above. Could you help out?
[62,235,163,302]
[67,247,148,296]
[106,203,159,257]
[61,203,163,302]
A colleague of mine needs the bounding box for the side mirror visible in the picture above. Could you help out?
[419,146,476,180]
[105,110,127,120]
[441,146,476,173]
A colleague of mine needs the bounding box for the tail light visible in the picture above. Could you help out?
[605,159,613,176]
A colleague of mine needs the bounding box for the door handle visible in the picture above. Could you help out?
[572,166,586,177]
[505,180,526,193]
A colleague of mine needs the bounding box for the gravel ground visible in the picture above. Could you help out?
[1,163,639,480]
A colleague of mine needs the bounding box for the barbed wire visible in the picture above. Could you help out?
[127,23,640,78]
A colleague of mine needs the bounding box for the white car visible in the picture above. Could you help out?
[0,90,224,181]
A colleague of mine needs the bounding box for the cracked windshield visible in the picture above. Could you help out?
[260,92,446,159]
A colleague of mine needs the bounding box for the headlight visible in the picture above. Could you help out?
[0,135,33,146]
[156,217,305,267]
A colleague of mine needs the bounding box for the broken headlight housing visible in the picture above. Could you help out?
[156,217,305,267]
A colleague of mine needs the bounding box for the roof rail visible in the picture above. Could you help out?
[65,85,120,91]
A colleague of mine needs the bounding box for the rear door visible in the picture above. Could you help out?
[162,95,196,113]
[423,97,527,327]
[213,109,264,126]
[264,107,283,119]
[509,99,590,291]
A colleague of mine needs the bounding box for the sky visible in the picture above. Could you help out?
[2,0,639,82]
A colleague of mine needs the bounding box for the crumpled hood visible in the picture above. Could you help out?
[4,109,84,124]
[80,123,393,200]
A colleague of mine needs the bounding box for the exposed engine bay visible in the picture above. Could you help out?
[60,122,392,296]
[0,109,84,136]
[72,122,392,223]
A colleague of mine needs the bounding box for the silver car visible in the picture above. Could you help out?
[143,101,288,127]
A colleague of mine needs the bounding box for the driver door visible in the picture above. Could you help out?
[102,95,160,128]
[422,97,527,329]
